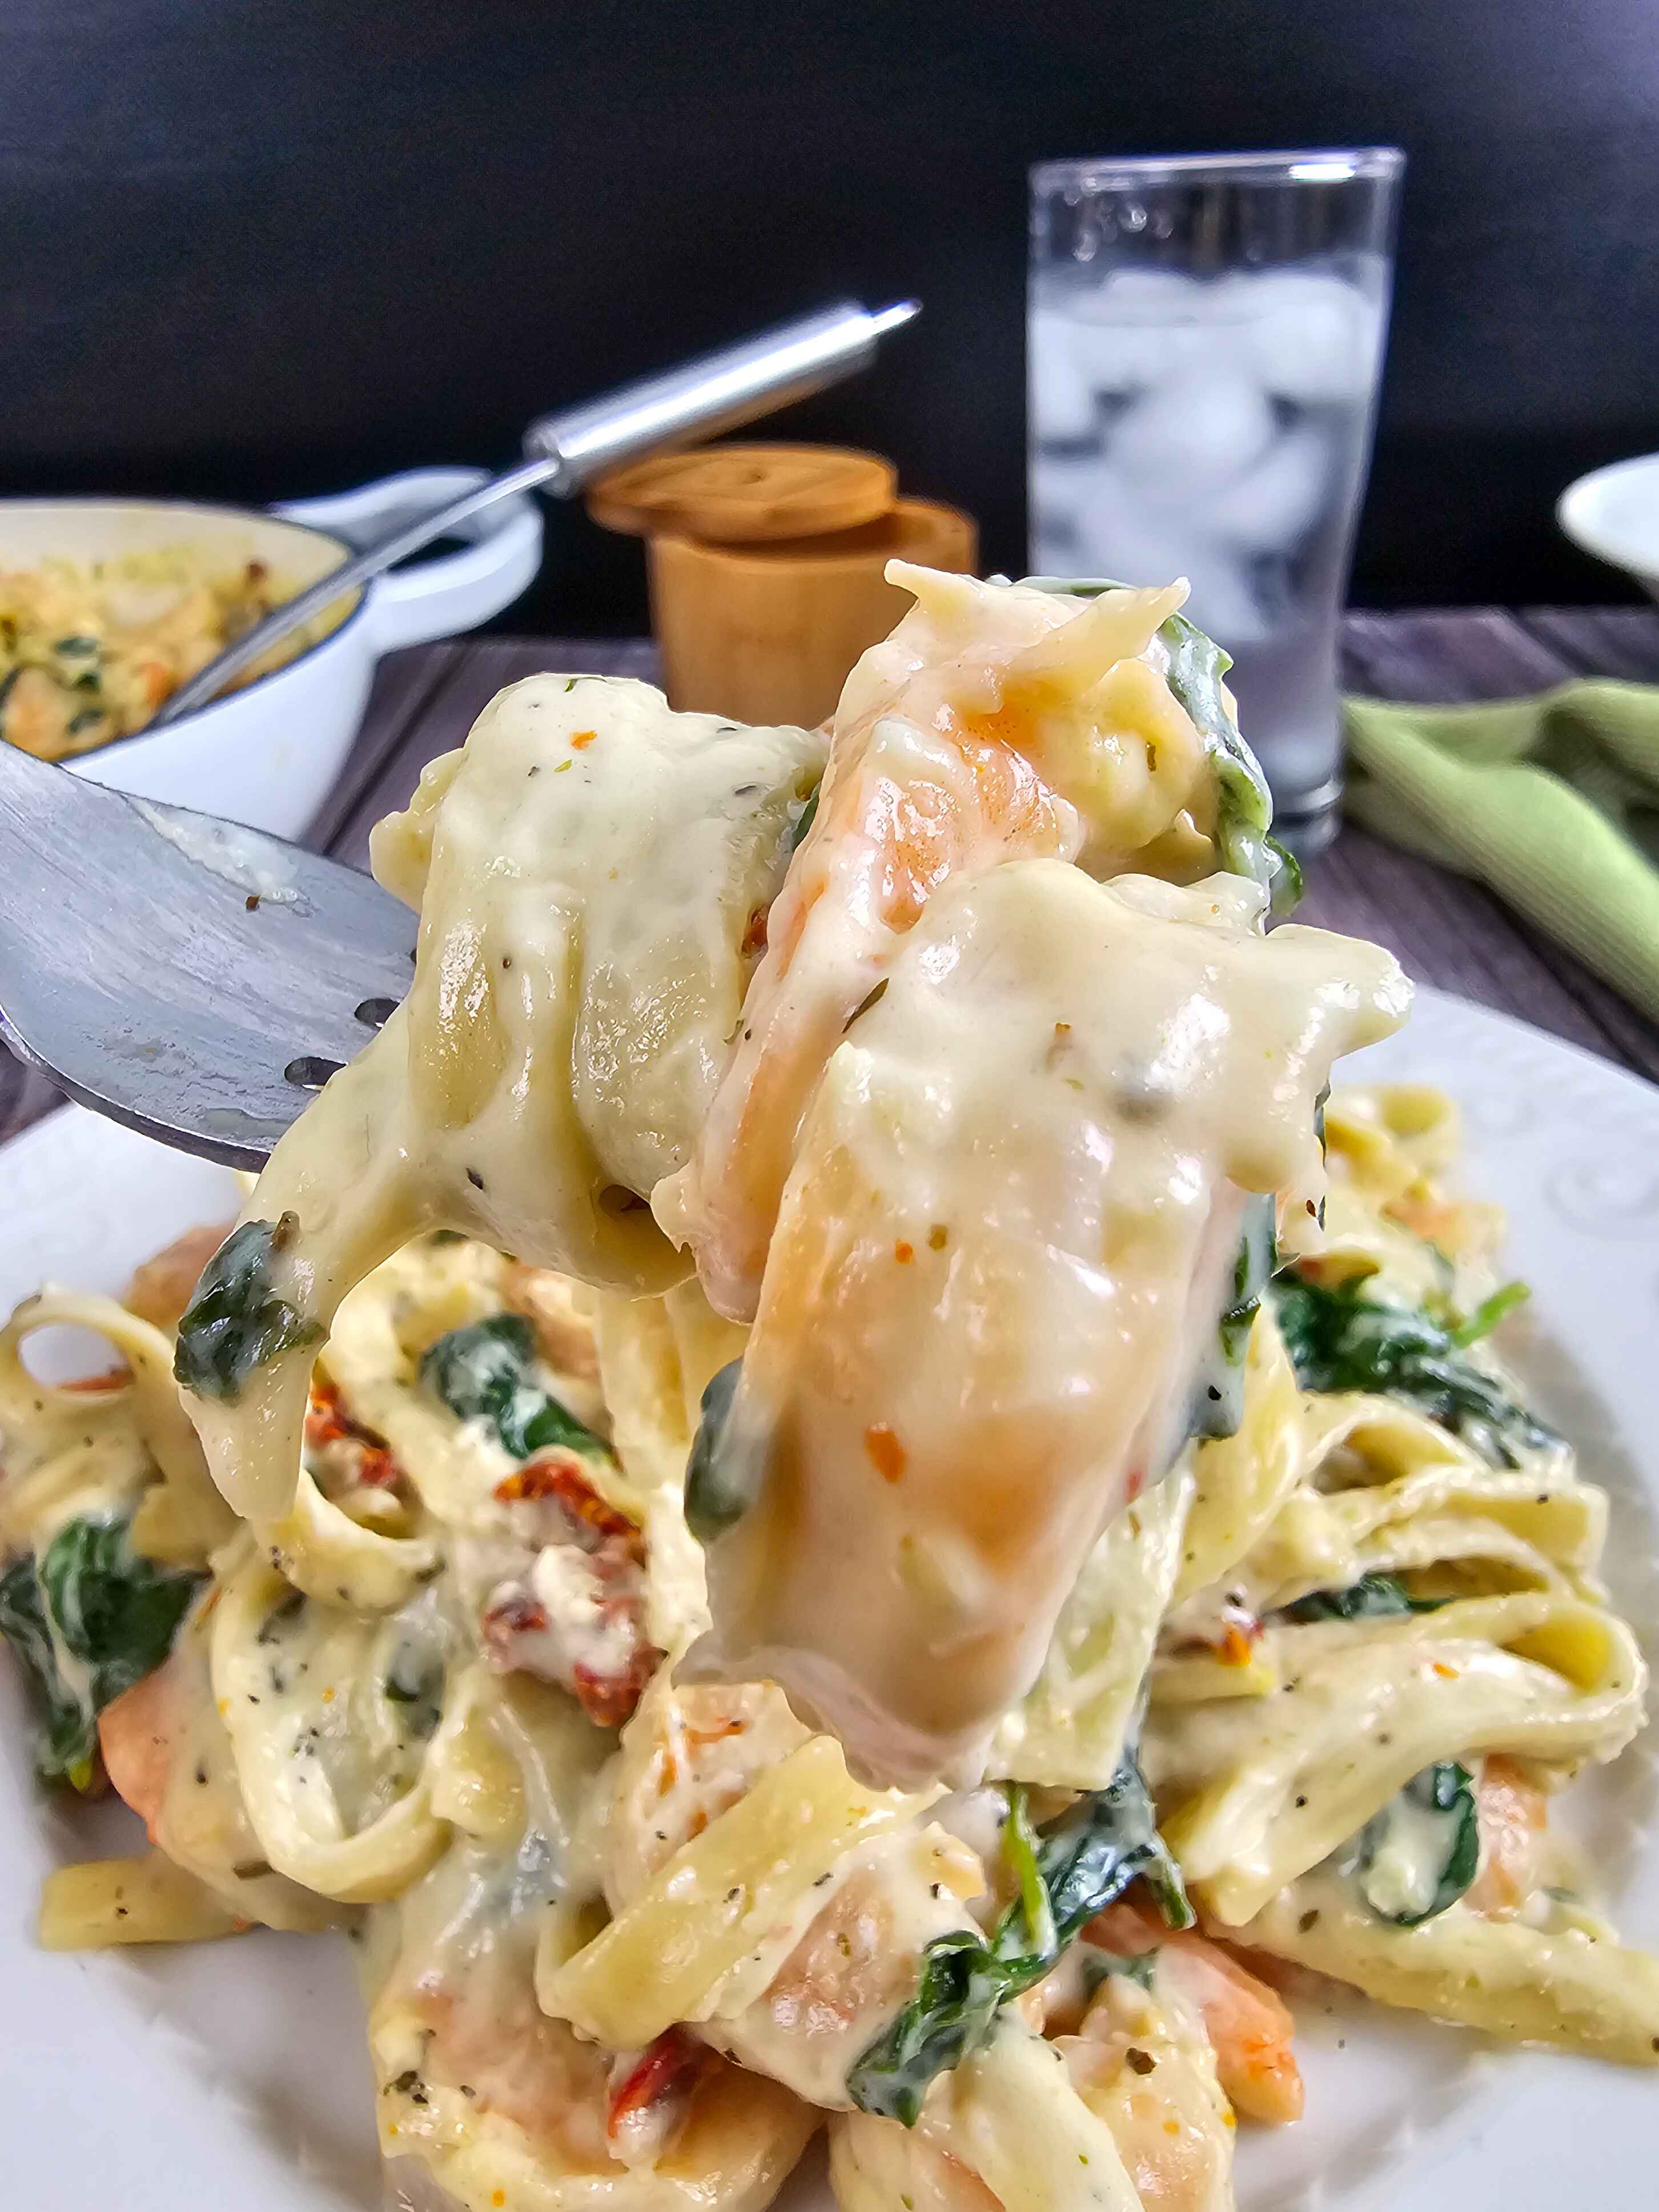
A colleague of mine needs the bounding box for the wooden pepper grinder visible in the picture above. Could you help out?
[586,444,977,728]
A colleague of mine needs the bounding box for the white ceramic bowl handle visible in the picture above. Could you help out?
[272,467,545,652]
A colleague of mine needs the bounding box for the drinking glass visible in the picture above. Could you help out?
[1029,148,1404,850]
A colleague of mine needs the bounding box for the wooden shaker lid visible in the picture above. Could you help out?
[585,444,897,544]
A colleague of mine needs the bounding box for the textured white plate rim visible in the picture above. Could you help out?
[0,983,1655,2212]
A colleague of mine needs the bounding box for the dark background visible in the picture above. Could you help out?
[4,0,1655,633]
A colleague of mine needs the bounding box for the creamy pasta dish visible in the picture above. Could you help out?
[1,564,1654,2212]
[0,549,321,758]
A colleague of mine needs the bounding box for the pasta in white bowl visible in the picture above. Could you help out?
[1,567,1656,2212]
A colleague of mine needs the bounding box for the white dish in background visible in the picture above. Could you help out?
[1557,451,1659,605]
[0,987,1656,2212]
[0,473,543,840]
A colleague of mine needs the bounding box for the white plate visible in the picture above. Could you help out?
[2,987,1656,2212]
[1557,451,1659,606]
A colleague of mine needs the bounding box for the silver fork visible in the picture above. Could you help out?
[0,742,414,1166]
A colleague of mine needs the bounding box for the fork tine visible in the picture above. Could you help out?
[0,745,414,1167]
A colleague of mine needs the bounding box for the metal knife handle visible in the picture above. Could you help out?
[522,297,919,485]
[150,298,919,727]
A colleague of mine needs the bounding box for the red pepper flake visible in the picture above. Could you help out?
[1219,1622,1258,1667]
[1124,1467,1146,1502]
[865,1423,907,1483]
[570,729,597,750]
[893,1239,914,1264]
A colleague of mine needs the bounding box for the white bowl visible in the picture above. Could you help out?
[1557,451,1659,605]
[0,469,543,840]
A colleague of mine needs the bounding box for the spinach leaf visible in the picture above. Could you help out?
[847,1756,1191,2125]
[1349,1761,1480,1925]
[684,1359,753,1543]
[419,1312,609,1462]
[1188,1194,1276,1443]
[789,783,820,852]
[1282,1573,1445,1624]
[1158,608,1286,908]
[174,1217,322,1402]
[1269,1271,1552,1467]
[0,1516,200,1792]
[0,1555,98,1789]
[1083,1945,1157,1996]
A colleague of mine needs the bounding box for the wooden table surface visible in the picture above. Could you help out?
[5,604,1659,1146]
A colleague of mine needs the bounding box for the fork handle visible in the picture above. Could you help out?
[150,298,919,728]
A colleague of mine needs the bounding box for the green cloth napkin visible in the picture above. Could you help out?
[1343,681,1659,1023]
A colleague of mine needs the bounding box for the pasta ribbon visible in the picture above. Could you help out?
[541,1735,935,2049]
[1150,1592,1646,1924]
[38,1850,247,1949]
[210,1556,448,1902]
[993,1473,1192,1789]
[0,1290,234,1565]
[1242,1876,1659,2064]
[591,1289,711,1650]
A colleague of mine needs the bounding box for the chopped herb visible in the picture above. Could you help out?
[847,1756,1191,2125]
[1270,1270,1552,1466]
[419,1312,609,1461]
[174,1218,322,1403]
[1188,1195,1275,1442]
[0,1516,199,1791]
[256,1588,307,1643]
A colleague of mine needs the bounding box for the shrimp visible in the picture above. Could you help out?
[98,1659,174,1838]
[123,1221,235,1332]
[657,565,1206,1322]
[1468,1753,1548,1918]
[1054,1966,1236,2212]
[689,863,1407,1783]
[1085,1900,1303,2126]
